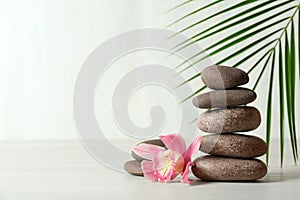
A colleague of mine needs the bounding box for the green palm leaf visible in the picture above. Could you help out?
[172,0,274,40]
[285,22,298,163]
[175,12,291,56]
[253,52,273,91]
[278,41,285,167]
[247,49,273,74]
[266,51,276,165]
[180,29,281,74]
[290,20,298,160]
[173,6,294,54]
[180,85,206,103]
[167,0,223,26]
[172,0,294,52]
[232,41,275,69]
[170,0,300,165]
[178,39,276,92]
[169,0,261,39]
[165,0,193,13]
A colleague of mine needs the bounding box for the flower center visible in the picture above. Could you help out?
[154,150,185,181]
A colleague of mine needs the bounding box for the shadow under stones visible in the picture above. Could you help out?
[190,180,214,186]
[260,168,300,183]
[190,168,300,185]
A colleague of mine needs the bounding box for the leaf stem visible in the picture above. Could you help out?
[271,4,299,51]
[249,4,299,88]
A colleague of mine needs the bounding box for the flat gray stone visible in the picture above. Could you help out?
[200,133,268,158]
[198,106,261,133]
[131,139,165,162]
[124,160,144,176]
[201,65,249,89]
[192,88,256,108]
[192,156,267,181]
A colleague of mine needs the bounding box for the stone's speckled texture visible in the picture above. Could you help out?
[192,156,267,181]
[198,106,261,133]
[124,160,144,176]
[192,88,256,108]
[200,133,268,158]
[201,65,249,89]
[131,139,165,162]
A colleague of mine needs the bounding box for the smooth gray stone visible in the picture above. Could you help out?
[131,139,165,162]
[192,156,267,181]
[201,65,249,89]
[198,106,261,133]
[124,160,144,176]
[192,88,256,108]
[200,133,268,158]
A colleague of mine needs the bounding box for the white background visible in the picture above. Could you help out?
[0,0,299,151]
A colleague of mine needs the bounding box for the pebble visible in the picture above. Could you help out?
[198,107,261,133]
[200,133,268,158]
[192,156,267,181]
[201,65,249,89]
[131,139,165,162]
[192,88,256,108]
[124,160,144,176]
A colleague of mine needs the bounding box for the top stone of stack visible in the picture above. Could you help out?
[201,65,249,89]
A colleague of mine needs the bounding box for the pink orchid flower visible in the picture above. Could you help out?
[132,134,203,184]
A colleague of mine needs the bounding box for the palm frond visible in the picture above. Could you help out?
[170,0,300,165]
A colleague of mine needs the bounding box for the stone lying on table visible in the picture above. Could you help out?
[198,106,261,133]
[124,160,144,176]
[131,139,165,162]
[201,65,249,89]
[199,133,268,158]
[192,88,256,108]
[192,156,267,181]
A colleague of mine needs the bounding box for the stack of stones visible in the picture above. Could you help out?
[124,65,268,182]
[191,65,268,181]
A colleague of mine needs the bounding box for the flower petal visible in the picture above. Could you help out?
[153,150,181,183]
[180,161,194,184]
[141,160,157,182]
[156,167,175,183]
[153,151,174,182]
[183,136,203,163]
[132,143,165,160]
[159,134,186,155]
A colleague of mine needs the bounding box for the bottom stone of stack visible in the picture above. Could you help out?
[192,156,267,181]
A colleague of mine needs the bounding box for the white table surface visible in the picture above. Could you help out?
[0,141,299,200]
